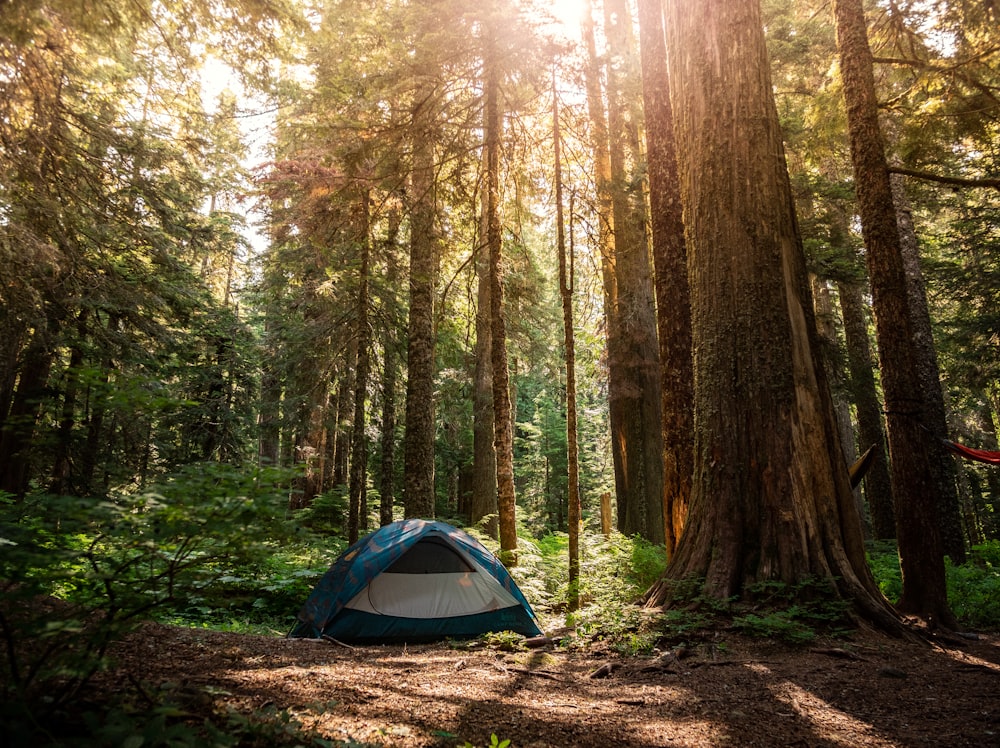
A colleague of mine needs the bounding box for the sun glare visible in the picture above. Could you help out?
[532,0,586,38]
[549,0,585,27]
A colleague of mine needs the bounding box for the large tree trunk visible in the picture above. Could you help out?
[402,61,439,519]
[483,26,517,564]
[602,0,665,545]
[636,0,693,556]
[837,277,896,540]
[645,0,900,633]
[832,0,955,626]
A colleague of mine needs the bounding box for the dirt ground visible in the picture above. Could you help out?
[76,620,1000,747]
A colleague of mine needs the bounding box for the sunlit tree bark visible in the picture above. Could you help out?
[636,0,692,556]
[601,0,665,545]
[644,0,901,633]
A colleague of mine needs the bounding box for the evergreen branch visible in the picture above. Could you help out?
[872,54,1000,108]
[888,166,1000,191]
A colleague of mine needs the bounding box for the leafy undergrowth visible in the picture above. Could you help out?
[868,539,1000,631]
[4,476,1000,747]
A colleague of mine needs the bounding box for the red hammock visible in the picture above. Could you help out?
[944,440,1000,466]
[850,439,1000,488]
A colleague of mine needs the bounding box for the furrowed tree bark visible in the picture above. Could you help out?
[644,0,902,634]
[636,0,693,557]
[832,0,956,627]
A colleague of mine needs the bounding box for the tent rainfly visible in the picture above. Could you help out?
[289,519,542,643]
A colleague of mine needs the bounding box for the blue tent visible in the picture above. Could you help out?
[289,519,542,643]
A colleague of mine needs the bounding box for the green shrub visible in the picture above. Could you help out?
[559,531,668,647]
[947,549,1000,630]
[867,540,903,602]
[731,611,817,644]
[293,488,350,535]
[868,539,1000,631]
[0,463,300,728]
[969,540,1000,567]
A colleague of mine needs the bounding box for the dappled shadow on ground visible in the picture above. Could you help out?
[79,622,1000,747]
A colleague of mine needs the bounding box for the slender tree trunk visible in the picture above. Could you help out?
[319,403,335,492]
[892,175,965,562]
[837,278,896,539]
[403,59,439,519]
[0,324,25,428]
[484,26,517,564]
[832,0,955,626]
[645,0,900,634]
[348,189,372,544]
[258,313,282,468]
[79,314,117,496]
[636,0,693,556]
[332,349,354,488]
[553,71,582,610]
[279,392,296,480]
[472,155,498,537]
[50,310,88,495]
[380,204,402,527]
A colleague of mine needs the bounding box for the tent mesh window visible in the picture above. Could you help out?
[384,536,475,574]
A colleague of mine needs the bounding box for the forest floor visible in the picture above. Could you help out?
[74,619,1000,747]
